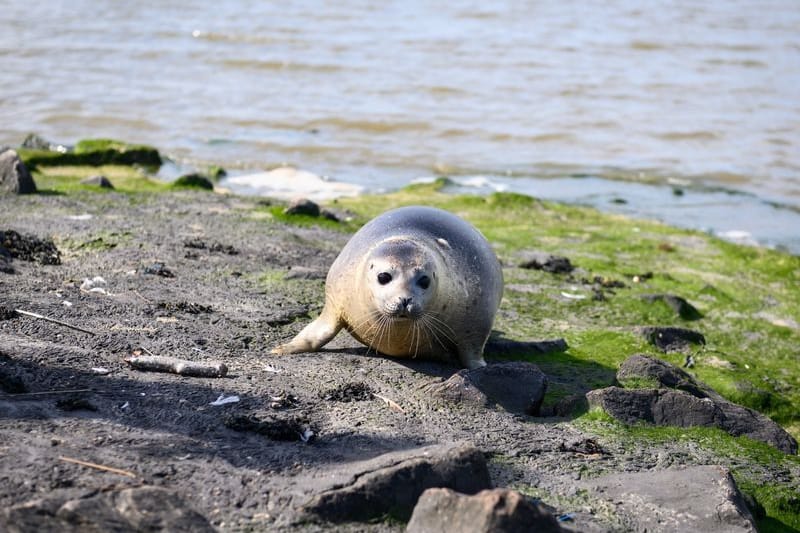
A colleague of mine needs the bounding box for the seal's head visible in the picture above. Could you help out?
[366,238,437,320]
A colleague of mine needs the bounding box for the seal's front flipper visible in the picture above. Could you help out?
[271,307,342,355]
[457,340,489,369]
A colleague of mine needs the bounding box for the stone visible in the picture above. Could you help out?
[296,442,490,523]
[587,354,798,454]
[283,198,320,217]
[638,326,705,352]
[587,386,722,426]
[172,173,214,190]
[617,353,718,399]
[406,488,563,533]
[582,466,756,533]
[643,294,703,320]
[1,486,214,533]
[80,175,115,189]
[0,148,37,194]
[517,250,574,273]
[433,361,548,415]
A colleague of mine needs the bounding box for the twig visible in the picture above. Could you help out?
[373,393,406,414]
[125,354,228,378]
[3,388,92,397]
[15,309,96,336]
[59,456,137,478]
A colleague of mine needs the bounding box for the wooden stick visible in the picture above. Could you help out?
[15,309,96,336]
[373,393,406,414]
[59,456,137,478]
[125,355,228,378]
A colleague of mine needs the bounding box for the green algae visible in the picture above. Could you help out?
[28,164,167,194]
[336,182,800,440]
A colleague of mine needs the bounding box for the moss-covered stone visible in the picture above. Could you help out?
[171,173,214,190]
[18,138,162,170]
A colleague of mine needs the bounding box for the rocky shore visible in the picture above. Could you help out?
[1,140,799,531]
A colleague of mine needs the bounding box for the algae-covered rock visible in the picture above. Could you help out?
[171,173,214,190]
[0,148,37,194]
[18,138,162,169]
[588,354,798,454]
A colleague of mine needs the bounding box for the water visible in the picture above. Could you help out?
[2,1,799,251]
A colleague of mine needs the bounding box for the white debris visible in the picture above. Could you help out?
[91,367,111,375]
[62,300,73,307]
[561,291,587,300]
[210,394,240,406]
[300,429,315,443]
[68,213,93,221]
[81,276,110,294]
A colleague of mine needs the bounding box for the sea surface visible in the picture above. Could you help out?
[2,1,799,251]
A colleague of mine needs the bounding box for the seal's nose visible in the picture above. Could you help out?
[400,297,412,310]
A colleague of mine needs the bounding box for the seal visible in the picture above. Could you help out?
[271,205,503,369]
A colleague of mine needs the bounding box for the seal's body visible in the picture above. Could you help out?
[272,206,503,369]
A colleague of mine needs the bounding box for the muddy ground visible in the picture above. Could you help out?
[0,190,787,531]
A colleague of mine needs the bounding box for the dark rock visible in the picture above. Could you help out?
[0,230,60,265]
[581,466,756,533]
[1,486,214,533]
[143,262,174,278]
[638,326,705,352]
[80,175,114,189]
[406,488,563,533]
[433,361,548,416]
[617,353,717,399]
[518,251,574,273]
[297,443,490,523]
[643,294,703,320]
[0,148,37,194]
[284,266,326,280]
[485,337,568,357]
[587,386,723,427]
[172,173,214,190]
[284,198,320,217]
[588,354,798,454]
[320,208,340,222]
[21,133,72,153]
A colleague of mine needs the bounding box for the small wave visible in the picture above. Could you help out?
[629,40,665,51]
[303,118,431,134]
[654,131,722,141]
[219,59,342,73]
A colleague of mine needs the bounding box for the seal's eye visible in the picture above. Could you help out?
[417,275,431,289]
[377,272,392,285]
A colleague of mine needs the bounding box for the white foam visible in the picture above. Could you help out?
[223,166,364,201]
